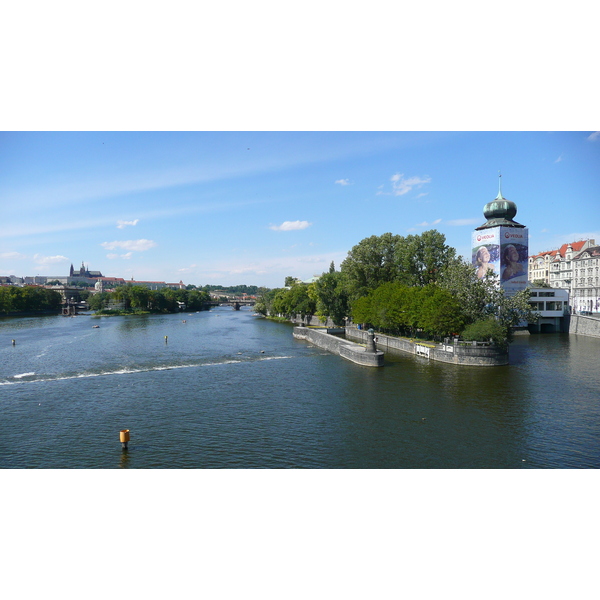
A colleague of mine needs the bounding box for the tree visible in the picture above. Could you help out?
[462,318,508,348]
[437,257,537,344]
[341,232,403,300]
[310,271,350,326]
[88,292,110,311]
[437,258,497,325]
[128,285,151,309]
[341,230,457,300]
[186,289,210,310]
[398,230,457,286]
[532,279,551,288]
[418,286,466,339]
[0,286,62,313]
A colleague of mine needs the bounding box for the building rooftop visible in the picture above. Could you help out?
[475,175,525,231]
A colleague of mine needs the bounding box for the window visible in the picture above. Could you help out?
[539,291,555,297]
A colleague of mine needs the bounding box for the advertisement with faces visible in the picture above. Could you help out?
[472,227,529,294]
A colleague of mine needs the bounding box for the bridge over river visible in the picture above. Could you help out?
[215,300,255,311]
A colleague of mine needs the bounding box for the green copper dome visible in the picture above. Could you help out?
[483,197,518,221]
[475,175,525,230]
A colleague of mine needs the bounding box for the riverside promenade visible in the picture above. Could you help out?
[287,315,508,367]
[293,326,384,367]
[345,326,508,366]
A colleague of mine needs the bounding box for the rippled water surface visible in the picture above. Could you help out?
[1,308,599,468]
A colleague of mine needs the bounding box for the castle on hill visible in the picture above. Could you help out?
[69,262,103,278]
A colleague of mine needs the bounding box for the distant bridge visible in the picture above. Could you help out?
[216,300,255,311]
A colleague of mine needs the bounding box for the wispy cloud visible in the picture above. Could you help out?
[4,199,265,240]
[554,154,563,163]
[446,218,481,226]
[117,219,139,229]
[33,254,69,265]
[0,252,27,260]
[106,252,133,260]
[587,132,600,142]
[191,250,348,284]
[178,264,197,273]
[390,173,431,196]
[335,179,351,186]
[101,239,157,252]
[377,173,432,197]
[269,220,312,231]
[6,138,413,212]
[417,218,442,227]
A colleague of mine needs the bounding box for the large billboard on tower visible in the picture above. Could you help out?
[472,226,528,295]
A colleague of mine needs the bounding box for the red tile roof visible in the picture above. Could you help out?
[530,240,589,261]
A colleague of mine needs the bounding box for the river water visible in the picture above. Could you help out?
[1,307,599,468]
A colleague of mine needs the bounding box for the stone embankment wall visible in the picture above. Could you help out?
[568,315,600,338]
[345,327,508,367]
[293,326,383,367]
[289,314,336,327]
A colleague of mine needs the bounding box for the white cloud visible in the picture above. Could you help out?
[389,173,431,196]
[101,239,157,252]
[269,220,312,231]
[587,132,600,142]
[106,252,133,260]
[554,154,563,163]
[335,179,351,185]
[415,192,429,199]
[0,252,27,260]
[33,254,69,265]
[117,219,139,229]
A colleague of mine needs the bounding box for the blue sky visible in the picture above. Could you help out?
[1,131,599,288]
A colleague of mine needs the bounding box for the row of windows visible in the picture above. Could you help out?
[572,290,600,297]
[529,301,564,311]
[551,258,599,270]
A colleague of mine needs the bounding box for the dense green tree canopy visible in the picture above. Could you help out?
[308,271,350,326]
[340,230,456,300]
[0,286,62,314]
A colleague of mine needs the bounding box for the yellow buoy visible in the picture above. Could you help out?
[120,429,130,450]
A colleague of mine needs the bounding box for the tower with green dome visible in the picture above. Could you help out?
[471,174,529,295]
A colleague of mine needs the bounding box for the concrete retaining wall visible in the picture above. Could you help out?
[568,314,600,338]
[345,327,508,367]
[293,326,384,367]
[289,314,336,327]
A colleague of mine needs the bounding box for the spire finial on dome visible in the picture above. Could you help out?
[496,170,503,200]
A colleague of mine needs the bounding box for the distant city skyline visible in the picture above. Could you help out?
[2,131,599,289]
